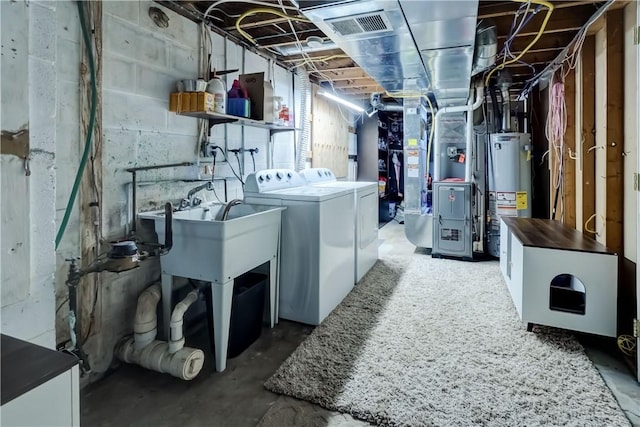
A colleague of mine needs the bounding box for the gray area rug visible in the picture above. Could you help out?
[265,254,630,426]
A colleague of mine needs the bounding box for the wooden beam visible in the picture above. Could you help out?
[324,79,381,89]
[258,33,329,49]
[79,0,103,342]
[504,32,577,53]
[531,84,551,218]
[310,65,361,74]
[314,68,372,82]
[588,0,632,34]
[338,86,385,96]
[310,59,360,72]
[605,9,624,255]
[282,48,346,61]
[563,68,577,229]
[478,1,602,19]
[492,5,595,38]
[223,16,290,32]
[513,49,568,65]
[580,35,596,239]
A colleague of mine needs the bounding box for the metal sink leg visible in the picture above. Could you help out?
[211,279,233,372]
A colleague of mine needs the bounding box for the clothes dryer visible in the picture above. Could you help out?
[244,169,355,325]
[299,168,378,283]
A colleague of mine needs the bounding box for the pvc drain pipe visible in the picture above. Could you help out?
[116,285,205,380]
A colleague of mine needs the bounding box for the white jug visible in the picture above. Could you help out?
[207,77,227,114]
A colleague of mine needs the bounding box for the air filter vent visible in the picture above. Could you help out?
[327,11,392,37]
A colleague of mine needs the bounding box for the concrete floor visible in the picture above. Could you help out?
[82,320,312,427]
[82,221,639,426]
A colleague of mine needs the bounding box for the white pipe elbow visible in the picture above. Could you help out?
[133,284,162,350]
[169,290,200,353]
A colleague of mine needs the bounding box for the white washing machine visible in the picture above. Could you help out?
[244,169,355,325]
[300,168,379,283]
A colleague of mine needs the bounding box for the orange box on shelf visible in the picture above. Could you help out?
[169,92,215,113]
[180,93,191,112]
[169,92,180,112]
[195,92,215,113]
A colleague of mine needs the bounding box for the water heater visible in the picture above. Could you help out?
[487,133,532,257]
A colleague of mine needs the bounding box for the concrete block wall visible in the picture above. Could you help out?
[101,0,202,238]
[1,0,58,348]
[2,0,298,378]
[54,0,82,344]
[55,1,297,377]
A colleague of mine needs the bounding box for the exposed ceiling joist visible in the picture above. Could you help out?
[478,1,602,19]
[253,30,326,45]
[503,32,577,52]
[315,69,373,82]
[492,4,597,36]
[309,60,360,73]
[164,0,612,100]
[338,86,385,96]
[223,16,291,32]
[324,80,382,89]
[258,36,330,49]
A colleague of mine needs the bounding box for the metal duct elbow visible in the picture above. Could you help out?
[472,20,497,76]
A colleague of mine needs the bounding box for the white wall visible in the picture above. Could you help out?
[1,0,58,348]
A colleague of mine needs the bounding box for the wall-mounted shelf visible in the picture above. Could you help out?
[178,111,298,136]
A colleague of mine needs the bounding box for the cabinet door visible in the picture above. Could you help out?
[499,219,510,281]
[509,237,525,319]
[1,369,75,426]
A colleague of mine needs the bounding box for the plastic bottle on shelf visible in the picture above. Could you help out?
[227,79,250,117]
[227,79,248,99]
[207,77,227,114]
[279,104,290,127]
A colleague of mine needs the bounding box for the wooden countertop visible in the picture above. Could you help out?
[1,334,78,405]
[501,217,616,255]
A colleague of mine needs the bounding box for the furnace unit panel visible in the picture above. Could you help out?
[432,182,473,259]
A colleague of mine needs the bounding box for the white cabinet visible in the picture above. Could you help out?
[500,217,618,337]
[1,335,79,427]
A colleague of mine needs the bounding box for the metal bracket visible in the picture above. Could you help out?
[23,156,31,176]
[633,173,640,192]
[634,318,639,338]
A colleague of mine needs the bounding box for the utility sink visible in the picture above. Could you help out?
[139,201,285,372]
[139,202,284,284]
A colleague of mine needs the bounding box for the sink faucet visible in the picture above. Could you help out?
[180,181,214,210]
[216,199,243,221]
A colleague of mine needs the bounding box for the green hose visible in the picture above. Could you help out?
[55,1,98,249]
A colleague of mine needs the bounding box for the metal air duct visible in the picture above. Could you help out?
[472,20,497,76]
[370,92,403,111]
[300,1,479,106]
[496,71,513,132]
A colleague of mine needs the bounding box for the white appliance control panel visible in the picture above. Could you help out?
[245,169,305,192]
[299,168,336,183]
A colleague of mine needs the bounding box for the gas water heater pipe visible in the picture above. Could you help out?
[433,82,484,182]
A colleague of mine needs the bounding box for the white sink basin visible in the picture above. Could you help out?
[139,202,284,283]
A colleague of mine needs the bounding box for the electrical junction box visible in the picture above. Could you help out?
[432,182,473,260]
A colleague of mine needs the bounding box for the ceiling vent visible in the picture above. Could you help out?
[327,11,392,37]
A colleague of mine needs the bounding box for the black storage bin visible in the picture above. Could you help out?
[227,272,267,358]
